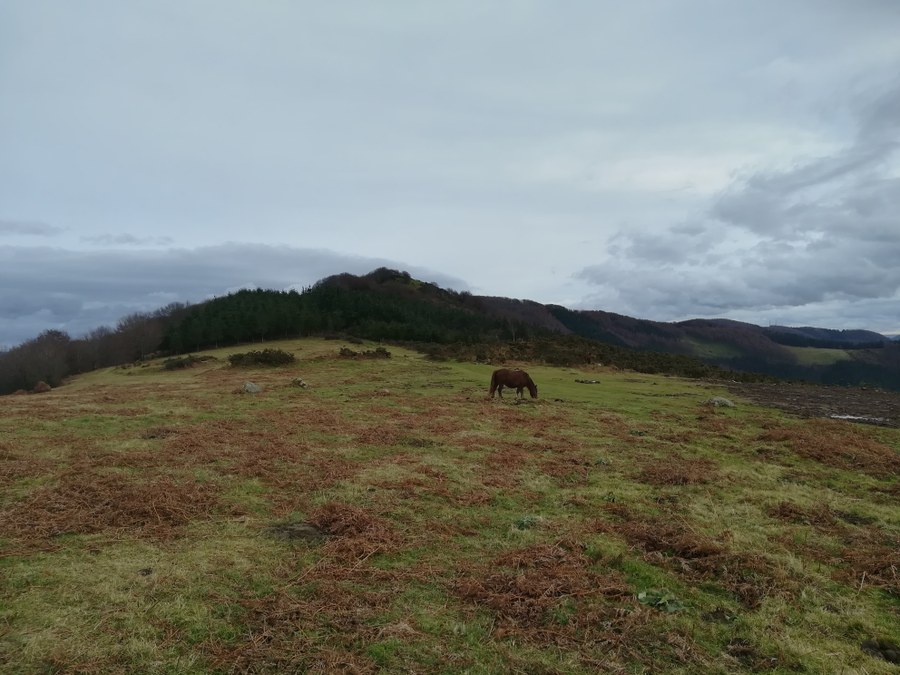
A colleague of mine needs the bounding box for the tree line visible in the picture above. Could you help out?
[0,304,182,394]
[0,276,536,395]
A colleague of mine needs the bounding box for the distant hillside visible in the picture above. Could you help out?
[764,325,888,348]
[475,299,898,390]
[2,267,899,393]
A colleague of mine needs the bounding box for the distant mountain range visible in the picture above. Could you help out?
[312,269,900,389]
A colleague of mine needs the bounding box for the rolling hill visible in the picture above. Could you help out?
[2,267,899,394]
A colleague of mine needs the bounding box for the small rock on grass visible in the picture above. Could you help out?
[861,639,900,664]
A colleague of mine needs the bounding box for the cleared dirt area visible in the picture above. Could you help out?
[725,381,900,427]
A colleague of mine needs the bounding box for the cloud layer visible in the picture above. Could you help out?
[1,1,899,344]
[0,244,466,347]
[576,81,900,331]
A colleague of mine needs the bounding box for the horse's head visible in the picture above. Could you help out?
[527,378,538,398]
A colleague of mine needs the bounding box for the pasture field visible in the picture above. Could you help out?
[1,338,898,673]
[784,346,853,366]
[683,338,744,361]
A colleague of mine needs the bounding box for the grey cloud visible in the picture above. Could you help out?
[80,233,174,246]
[578,79,900,332]
[859,80,900,141]
[0,243,469,348]
[0,219,62,236]
[713,83,900,238]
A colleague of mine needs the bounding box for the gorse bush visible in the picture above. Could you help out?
[163,355,201,370]
[338,346,391,359]
[228,349,296,367]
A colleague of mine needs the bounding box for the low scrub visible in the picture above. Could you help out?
[228,349,296,367]
[338,346,391,359]
[162,354,217,370]
[163,354,201,370]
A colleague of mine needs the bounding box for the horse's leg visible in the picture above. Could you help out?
[497,385,504,398]
[516,386,524,399]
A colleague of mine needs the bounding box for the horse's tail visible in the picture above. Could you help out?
[489,370,498,396]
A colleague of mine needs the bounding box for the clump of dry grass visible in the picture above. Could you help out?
[454,540,631,639]
[768,500,837,527]
[205,503,411,674]
[595,511,794,608]
[452,539,718,670]
[767,501,898,596]
[758,420,900,477]
[308,502,403,560]
[635,454,719,486]
[205,587,382,674]
[836,530,900,596]
[1,472,241,543]
[0,448,54,486]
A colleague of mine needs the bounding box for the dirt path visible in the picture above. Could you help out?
[724,381,900,428]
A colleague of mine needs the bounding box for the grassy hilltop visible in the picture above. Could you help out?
[2,339,899,673]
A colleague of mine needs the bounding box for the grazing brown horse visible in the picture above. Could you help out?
[489,368,538,399]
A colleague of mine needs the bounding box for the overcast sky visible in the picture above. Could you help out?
[2,1,900,348]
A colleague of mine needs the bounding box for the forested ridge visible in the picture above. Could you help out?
[0,270,538,394]
[2,268,899,394]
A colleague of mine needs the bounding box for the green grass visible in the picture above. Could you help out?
[786,345,854,365]
[684,337,744,359]
[1,337,898,673]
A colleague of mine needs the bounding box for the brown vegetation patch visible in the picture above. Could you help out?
[453,539,717,669]
[451,489,494,506]
[596,515,791,608]
[590,411,642,440]
[695,410,744,437]
[308,502,402,560]
[539,451,595,485]
[454,540,631,640]
[635,455,719,486]
[359,401,468,439]
[371,475,452,501]
[353,424,406,446]
[836,530,900,596]
[140,426,178,440]
[725,638,785,671]
[0,449,54,486]
[206,583,388,674]
[252,454,357,517]
[757,420,900,478]
[609,519,725,560]
[768,501,897,596]
[1,472,241,542]
[690,552,787,609]
[206,507,425,673]
[480,446,530,489]
[261,403,346,434]
[368,459,453,501]
[768,501,837,527]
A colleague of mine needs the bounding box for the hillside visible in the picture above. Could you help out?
[307,270,900,389]
[2,267,899,394]
[2,338,898,672]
